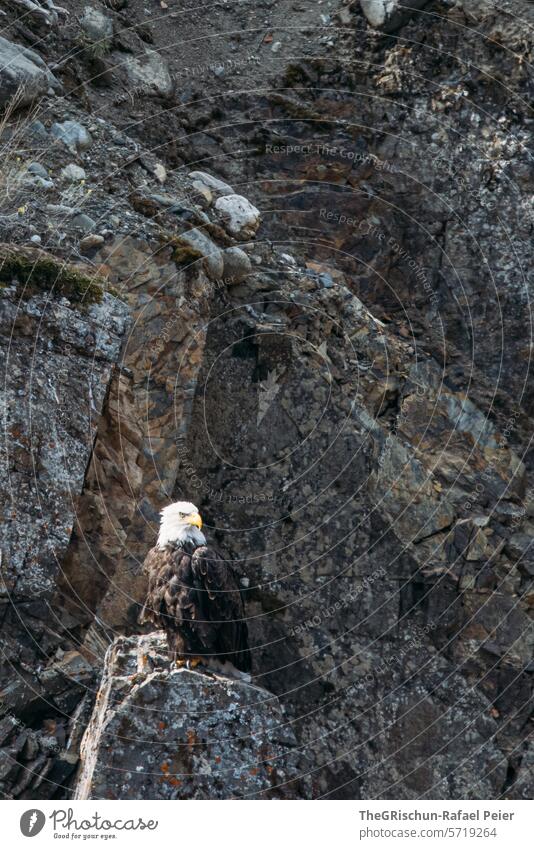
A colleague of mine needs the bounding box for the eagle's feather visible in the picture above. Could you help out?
[140,543,251,672]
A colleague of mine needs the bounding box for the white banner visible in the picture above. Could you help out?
[3,800,533,848]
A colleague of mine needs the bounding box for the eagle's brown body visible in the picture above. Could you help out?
[140,542,251,672]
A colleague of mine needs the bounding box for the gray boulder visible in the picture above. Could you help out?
[189,170,235,197]
[214,194,261,240]
[61,164,86,182]
[51,120,93,154]
[222,246,252,284]
[176,228,224,280]
[80,7,114,44]
[0,36,62,108]
[27,162,49,178]
[74,633,310,799]
[360,0,430,32]
[121,49,173,98]
[71,212,97,232]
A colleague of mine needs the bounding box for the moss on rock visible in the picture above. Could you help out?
[161,234,205,268]
[0,244,105,306]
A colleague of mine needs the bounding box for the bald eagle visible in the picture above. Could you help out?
[140,502,251,676]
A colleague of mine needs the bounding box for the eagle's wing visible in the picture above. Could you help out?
[138,545,177,627]
[191,545,251,671]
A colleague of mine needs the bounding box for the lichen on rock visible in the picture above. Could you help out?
[1,0,533,804]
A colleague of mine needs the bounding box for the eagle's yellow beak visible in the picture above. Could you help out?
[185,512,202,529]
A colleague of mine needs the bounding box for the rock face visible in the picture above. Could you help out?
[0,247,128,723]
[0,713,76,799]
[1,0,533,803]
[74,633,309,800]
[175,260,533,799]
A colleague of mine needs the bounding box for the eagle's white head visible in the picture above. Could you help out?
[157,501,207,549]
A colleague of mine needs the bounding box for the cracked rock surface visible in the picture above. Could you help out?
[0,0,533,801]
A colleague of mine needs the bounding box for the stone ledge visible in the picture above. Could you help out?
[74,633,311,799]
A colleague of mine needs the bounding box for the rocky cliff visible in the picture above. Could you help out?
[0,0,533,800]
[74,633,309,799]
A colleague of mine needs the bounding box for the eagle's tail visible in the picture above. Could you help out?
[232,625,252,672]
[237,645,252,673]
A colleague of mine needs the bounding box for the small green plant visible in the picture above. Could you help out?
[77,32,113,61]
